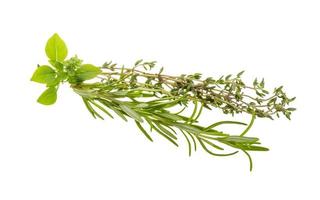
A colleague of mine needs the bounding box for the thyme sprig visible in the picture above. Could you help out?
[99,61,295,120]
[31,33,296,171]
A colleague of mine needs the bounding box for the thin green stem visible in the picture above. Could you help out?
[240,113,256,136]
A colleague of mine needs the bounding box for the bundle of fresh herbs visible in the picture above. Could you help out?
[31,33,295,171]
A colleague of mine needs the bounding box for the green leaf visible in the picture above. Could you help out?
[37,87,57,105]
[82,98,104,120]
[82,98,97,119]
[45,33,68,62]
[173,123,202,135]
[237,70,245,77]
[148,121,178,147]
[180,129,192,156]
[46,76,61,87]
[98,100,128,121]
[155,112,184,121]
[135,59,143,66]
[200,138,224,150]
[48,60,64,71]
[119,104,143,122]
[240,113,256,136]
[246,145,269,151]
[89,100,114,119]
[31,65,57,85]
[75,64,102,81]
[154,122,177,140]
[242,150,253,171]
[185,131,197,151]
[135,103,149,108]
[204,120,247,131]
[197,138,238,157]
[135,121,153,142]
[287,107,296,111]
[187,101,198,123]
[221,136,259,144]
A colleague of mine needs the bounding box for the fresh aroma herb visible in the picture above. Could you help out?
[31,33,296,171]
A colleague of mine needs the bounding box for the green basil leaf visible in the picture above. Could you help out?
[31,65,57,84]
[45,33,68,62]
[75,64,102,81]
[37,87,57,105]
[48,60,64,71]
[46,76,61,87]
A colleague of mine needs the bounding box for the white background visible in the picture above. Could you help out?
[0,0,319,199]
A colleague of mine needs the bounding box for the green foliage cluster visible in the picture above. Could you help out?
[31,34,101,105]
[31,33,296,171]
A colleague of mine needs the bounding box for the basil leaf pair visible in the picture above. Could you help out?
[30,33,67,105]
[31,33,103,105]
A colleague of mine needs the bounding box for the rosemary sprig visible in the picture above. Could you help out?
[31,33,296,171]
